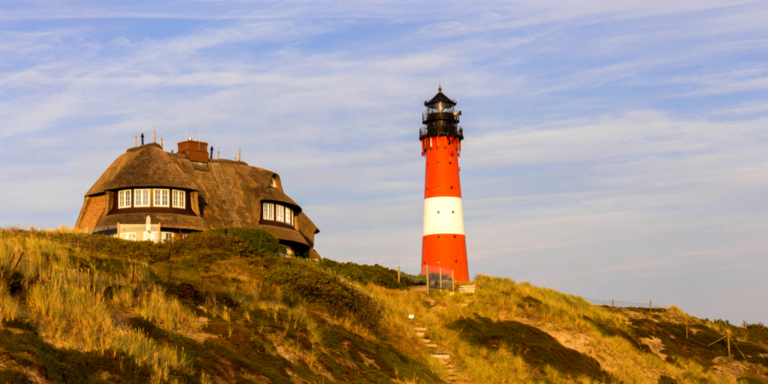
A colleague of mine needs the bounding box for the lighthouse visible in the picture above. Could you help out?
[420,86,469,282]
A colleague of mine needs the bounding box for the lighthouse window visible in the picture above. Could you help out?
[154,189,170,207]
[118,190,132,209]
[263,203,274,220]
[172,190,186,209]
[134,189,151,207]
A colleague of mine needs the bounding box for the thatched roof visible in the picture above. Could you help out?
[82,143,320,250]
[87,144,194,196]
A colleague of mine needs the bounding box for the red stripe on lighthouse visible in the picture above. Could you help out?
[422,234,469,282]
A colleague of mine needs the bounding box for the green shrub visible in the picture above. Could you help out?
[266,259,383,332]
[319,259,409,289]
[206,228,281,257]
[178,232,249,257]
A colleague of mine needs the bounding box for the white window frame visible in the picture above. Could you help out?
[154,189,170,207]
[275,204,285,223]
[263,202,274,220]
[120,232,137,241]
[172,190,186,209]
[134,189,151,207]
[285,207,293,226]
[118,190,132,209]
[161,232,174,243]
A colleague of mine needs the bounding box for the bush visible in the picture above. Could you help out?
[177,231,249,257]
[206,228,282,257]
[319,259,409,289]
[266,259,383,332]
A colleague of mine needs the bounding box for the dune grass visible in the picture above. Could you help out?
[2,228,766,383]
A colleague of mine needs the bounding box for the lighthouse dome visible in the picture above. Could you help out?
[424,87,457,111]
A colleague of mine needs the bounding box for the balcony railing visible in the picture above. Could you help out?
[419,125,464,140]
[422,111,460,124]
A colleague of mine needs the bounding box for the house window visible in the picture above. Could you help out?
[285,207,293,226]
[120,232,137,241]
[134,189,151,207]
[161,232,175,242]
[275,204,285,223]
[172,190,185,209]
[154,189,169,207]
[263,203,274,220]
[269,176,278,188]
[118,190,132,209]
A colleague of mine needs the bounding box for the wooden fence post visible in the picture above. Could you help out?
[650,299,653,314]
[234,283,239,302]
[398,266,400,283]
[612,299,615,311]
[12,252,23,273]
[439,267,443,290]
[685,316,689,339]
[727,331,732,359]
[426,265,430,294]
[452,270,455,291]
[258,279,266,300]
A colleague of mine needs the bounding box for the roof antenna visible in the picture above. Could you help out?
[439,79,442,92]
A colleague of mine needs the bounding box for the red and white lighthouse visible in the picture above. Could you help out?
[420,86,469,282]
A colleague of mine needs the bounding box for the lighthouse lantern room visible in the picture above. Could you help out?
[420,86,469,282]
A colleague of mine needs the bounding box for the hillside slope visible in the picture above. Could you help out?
[0,228,767,384]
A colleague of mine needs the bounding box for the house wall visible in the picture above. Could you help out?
[77,195,107,230]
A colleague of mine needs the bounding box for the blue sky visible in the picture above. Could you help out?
[1,0,767,323]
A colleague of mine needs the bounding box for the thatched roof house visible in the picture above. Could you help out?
[75,139,320,259]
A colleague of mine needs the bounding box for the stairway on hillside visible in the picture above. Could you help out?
[410,284,477,384]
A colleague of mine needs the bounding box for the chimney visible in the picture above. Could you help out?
[141,133,144,145]
[153,130,156,143]
[178,139,209,163]
[134,135,137,147]
[210,146,214,159]
[238,148,241,161]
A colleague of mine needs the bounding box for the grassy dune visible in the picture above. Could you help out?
[1,228,767,384]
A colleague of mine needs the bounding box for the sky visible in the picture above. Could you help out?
[0,0,767,324]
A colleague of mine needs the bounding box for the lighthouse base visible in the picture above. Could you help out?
[421,234,469,282]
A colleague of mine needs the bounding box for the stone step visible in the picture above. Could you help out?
[412,327,427,332]
[419,338,431,343]
[425,343,438,348]
[415,332,426,338]
[431,354,450,359]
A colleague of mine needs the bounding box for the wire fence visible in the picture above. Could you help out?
[584,297,668,309]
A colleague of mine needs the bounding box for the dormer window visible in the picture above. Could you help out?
[262,202,294,226]
[172,190,186,209]
[269,176,278,188]
[263,203,274,220]
[134,189,151,207]
[154,189,169,207]
[118,190,132,209]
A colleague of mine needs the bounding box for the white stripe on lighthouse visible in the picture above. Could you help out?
[423,197,465,236]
